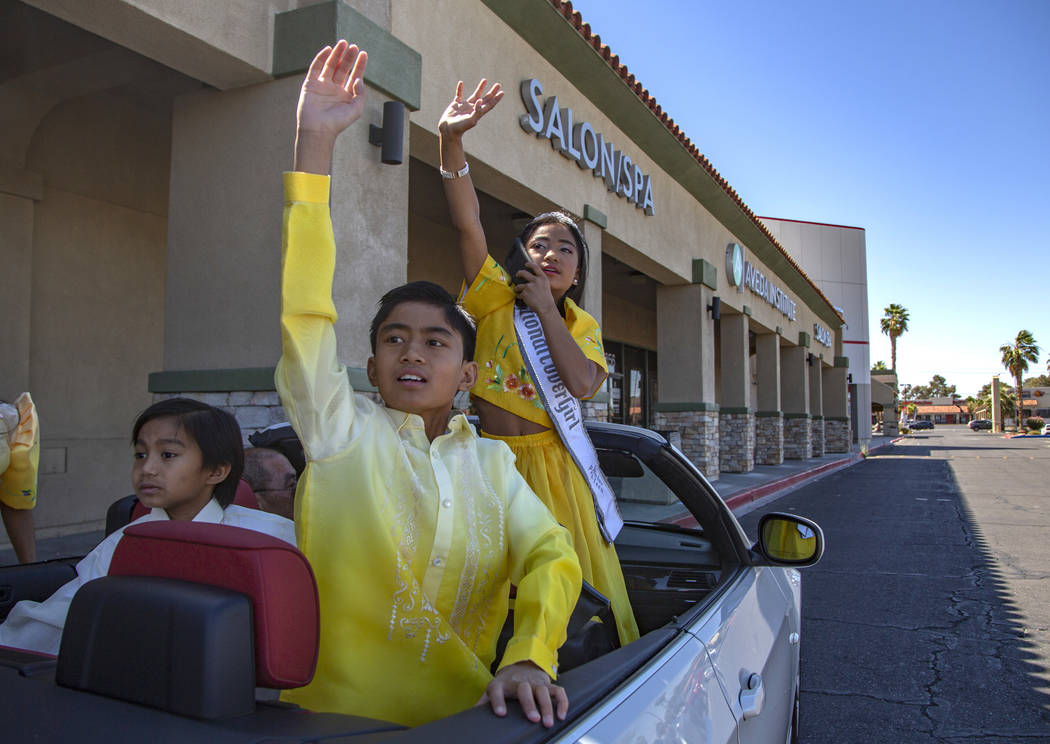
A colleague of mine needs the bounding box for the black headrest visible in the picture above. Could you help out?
[56,576,256,720]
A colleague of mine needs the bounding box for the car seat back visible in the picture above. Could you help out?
[56,521,318,718]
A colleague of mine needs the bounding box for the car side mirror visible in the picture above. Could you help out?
[754,513,824,567]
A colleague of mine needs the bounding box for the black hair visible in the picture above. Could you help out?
[508,211,589,310]
[369,281,477,361]
[131,397,245,508]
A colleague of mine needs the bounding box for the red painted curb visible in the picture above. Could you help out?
[722,454,857,512]
[668,439,901,526]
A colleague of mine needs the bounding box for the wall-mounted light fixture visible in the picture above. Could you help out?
[706,296,721,320]
[369,101,405,165]
[848,373,853,384]
[807,353,814,367]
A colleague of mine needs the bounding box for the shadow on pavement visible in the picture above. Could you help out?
[740,455,1050,742]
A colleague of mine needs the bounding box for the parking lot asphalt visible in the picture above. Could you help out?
[739,424,1050,742]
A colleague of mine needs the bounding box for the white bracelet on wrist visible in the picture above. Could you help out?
[439,162,469,180]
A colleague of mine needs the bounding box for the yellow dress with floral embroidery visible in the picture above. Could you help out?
[460,257,639,645]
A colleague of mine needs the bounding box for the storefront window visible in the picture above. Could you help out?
[604,340,657,428]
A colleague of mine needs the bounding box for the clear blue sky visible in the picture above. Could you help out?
[568,0,1050,397]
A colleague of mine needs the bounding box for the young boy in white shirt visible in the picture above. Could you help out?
[0,397,295,655]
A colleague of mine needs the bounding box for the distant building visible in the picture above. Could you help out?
[1021,387,1050,419]
[761,218,871,450]
[870,371,899,435]
[971,386,1046,423]
[904,397,970,424]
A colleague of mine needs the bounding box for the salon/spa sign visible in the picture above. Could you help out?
[519,79,655,216]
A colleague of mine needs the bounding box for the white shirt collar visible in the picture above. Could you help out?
[382,407,476,441]
[148,498,225,523]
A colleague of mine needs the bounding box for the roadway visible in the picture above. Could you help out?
[739,424,1050,743]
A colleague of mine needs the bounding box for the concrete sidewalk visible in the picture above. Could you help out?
[1,434,899,566]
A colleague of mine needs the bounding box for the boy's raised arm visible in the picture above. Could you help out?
[276,42,368,461]
[294,41,369,175]
[438,80,504,285]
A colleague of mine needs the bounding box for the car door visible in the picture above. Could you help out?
[690,564,799,743]
[563,629,738,744]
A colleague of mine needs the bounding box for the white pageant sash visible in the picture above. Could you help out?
[513,304,623,542]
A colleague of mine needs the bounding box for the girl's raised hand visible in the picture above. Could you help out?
[297,40,369,137]
[438,79,504,138]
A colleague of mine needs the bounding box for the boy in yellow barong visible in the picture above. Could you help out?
[276,41,582,728]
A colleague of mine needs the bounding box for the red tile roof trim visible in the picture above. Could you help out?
[550,0,841,321]
[757,216,866,232]
[913,405,968,414]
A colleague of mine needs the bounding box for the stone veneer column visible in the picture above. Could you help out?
[151,388,388,444]
[719,313,754,473]
[809,355,825,456]
[152,391,288,444]
[655,283,719,480]
[653,409,720,477]
[823,360,850,453]
[781,345,812,460]
[754,332,783,465]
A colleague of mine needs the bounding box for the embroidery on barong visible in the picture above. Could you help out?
[382,443,450,662]
[447,438,505,655]
[378,424,515,664]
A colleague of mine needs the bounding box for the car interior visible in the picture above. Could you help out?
[0,423,752,742]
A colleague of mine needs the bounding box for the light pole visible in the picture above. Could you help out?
[991,375,1002,434]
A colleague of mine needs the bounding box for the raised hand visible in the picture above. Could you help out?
[438,79,504,139]
[297,40,369,137]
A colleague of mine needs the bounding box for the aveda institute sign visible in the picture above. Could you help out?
[519,79,655,216]
[726,243,798,321]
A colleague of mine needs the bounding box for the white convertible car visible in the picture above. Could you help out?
[0,421,822,743]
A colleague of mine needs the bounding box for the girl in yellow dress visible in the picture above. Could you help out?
[438,80,639,645]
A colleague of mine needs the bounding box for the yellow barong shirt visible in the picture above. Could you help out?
[276,172,582,726]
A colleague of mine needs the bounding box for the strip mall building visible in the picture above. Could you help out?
[1,0,870,542]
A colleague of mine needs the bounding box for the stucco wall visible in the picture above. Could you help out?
[0,193,35,397]
[602,295,657,352]
[25,0,295,89]
[394,0,740,285]
[164,76,410,372]
[15,91,170,537]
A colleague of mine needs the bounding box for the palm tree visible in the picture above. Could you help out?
[1000,330,1040,424]
[995,387,1017,422]
[872,361,889,372]
[973,383,1015,423]
[880,304,909,373]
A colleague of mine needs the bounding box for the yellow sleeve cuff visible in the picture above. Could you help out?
[283,171,331,204]
[498,634,559,681]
